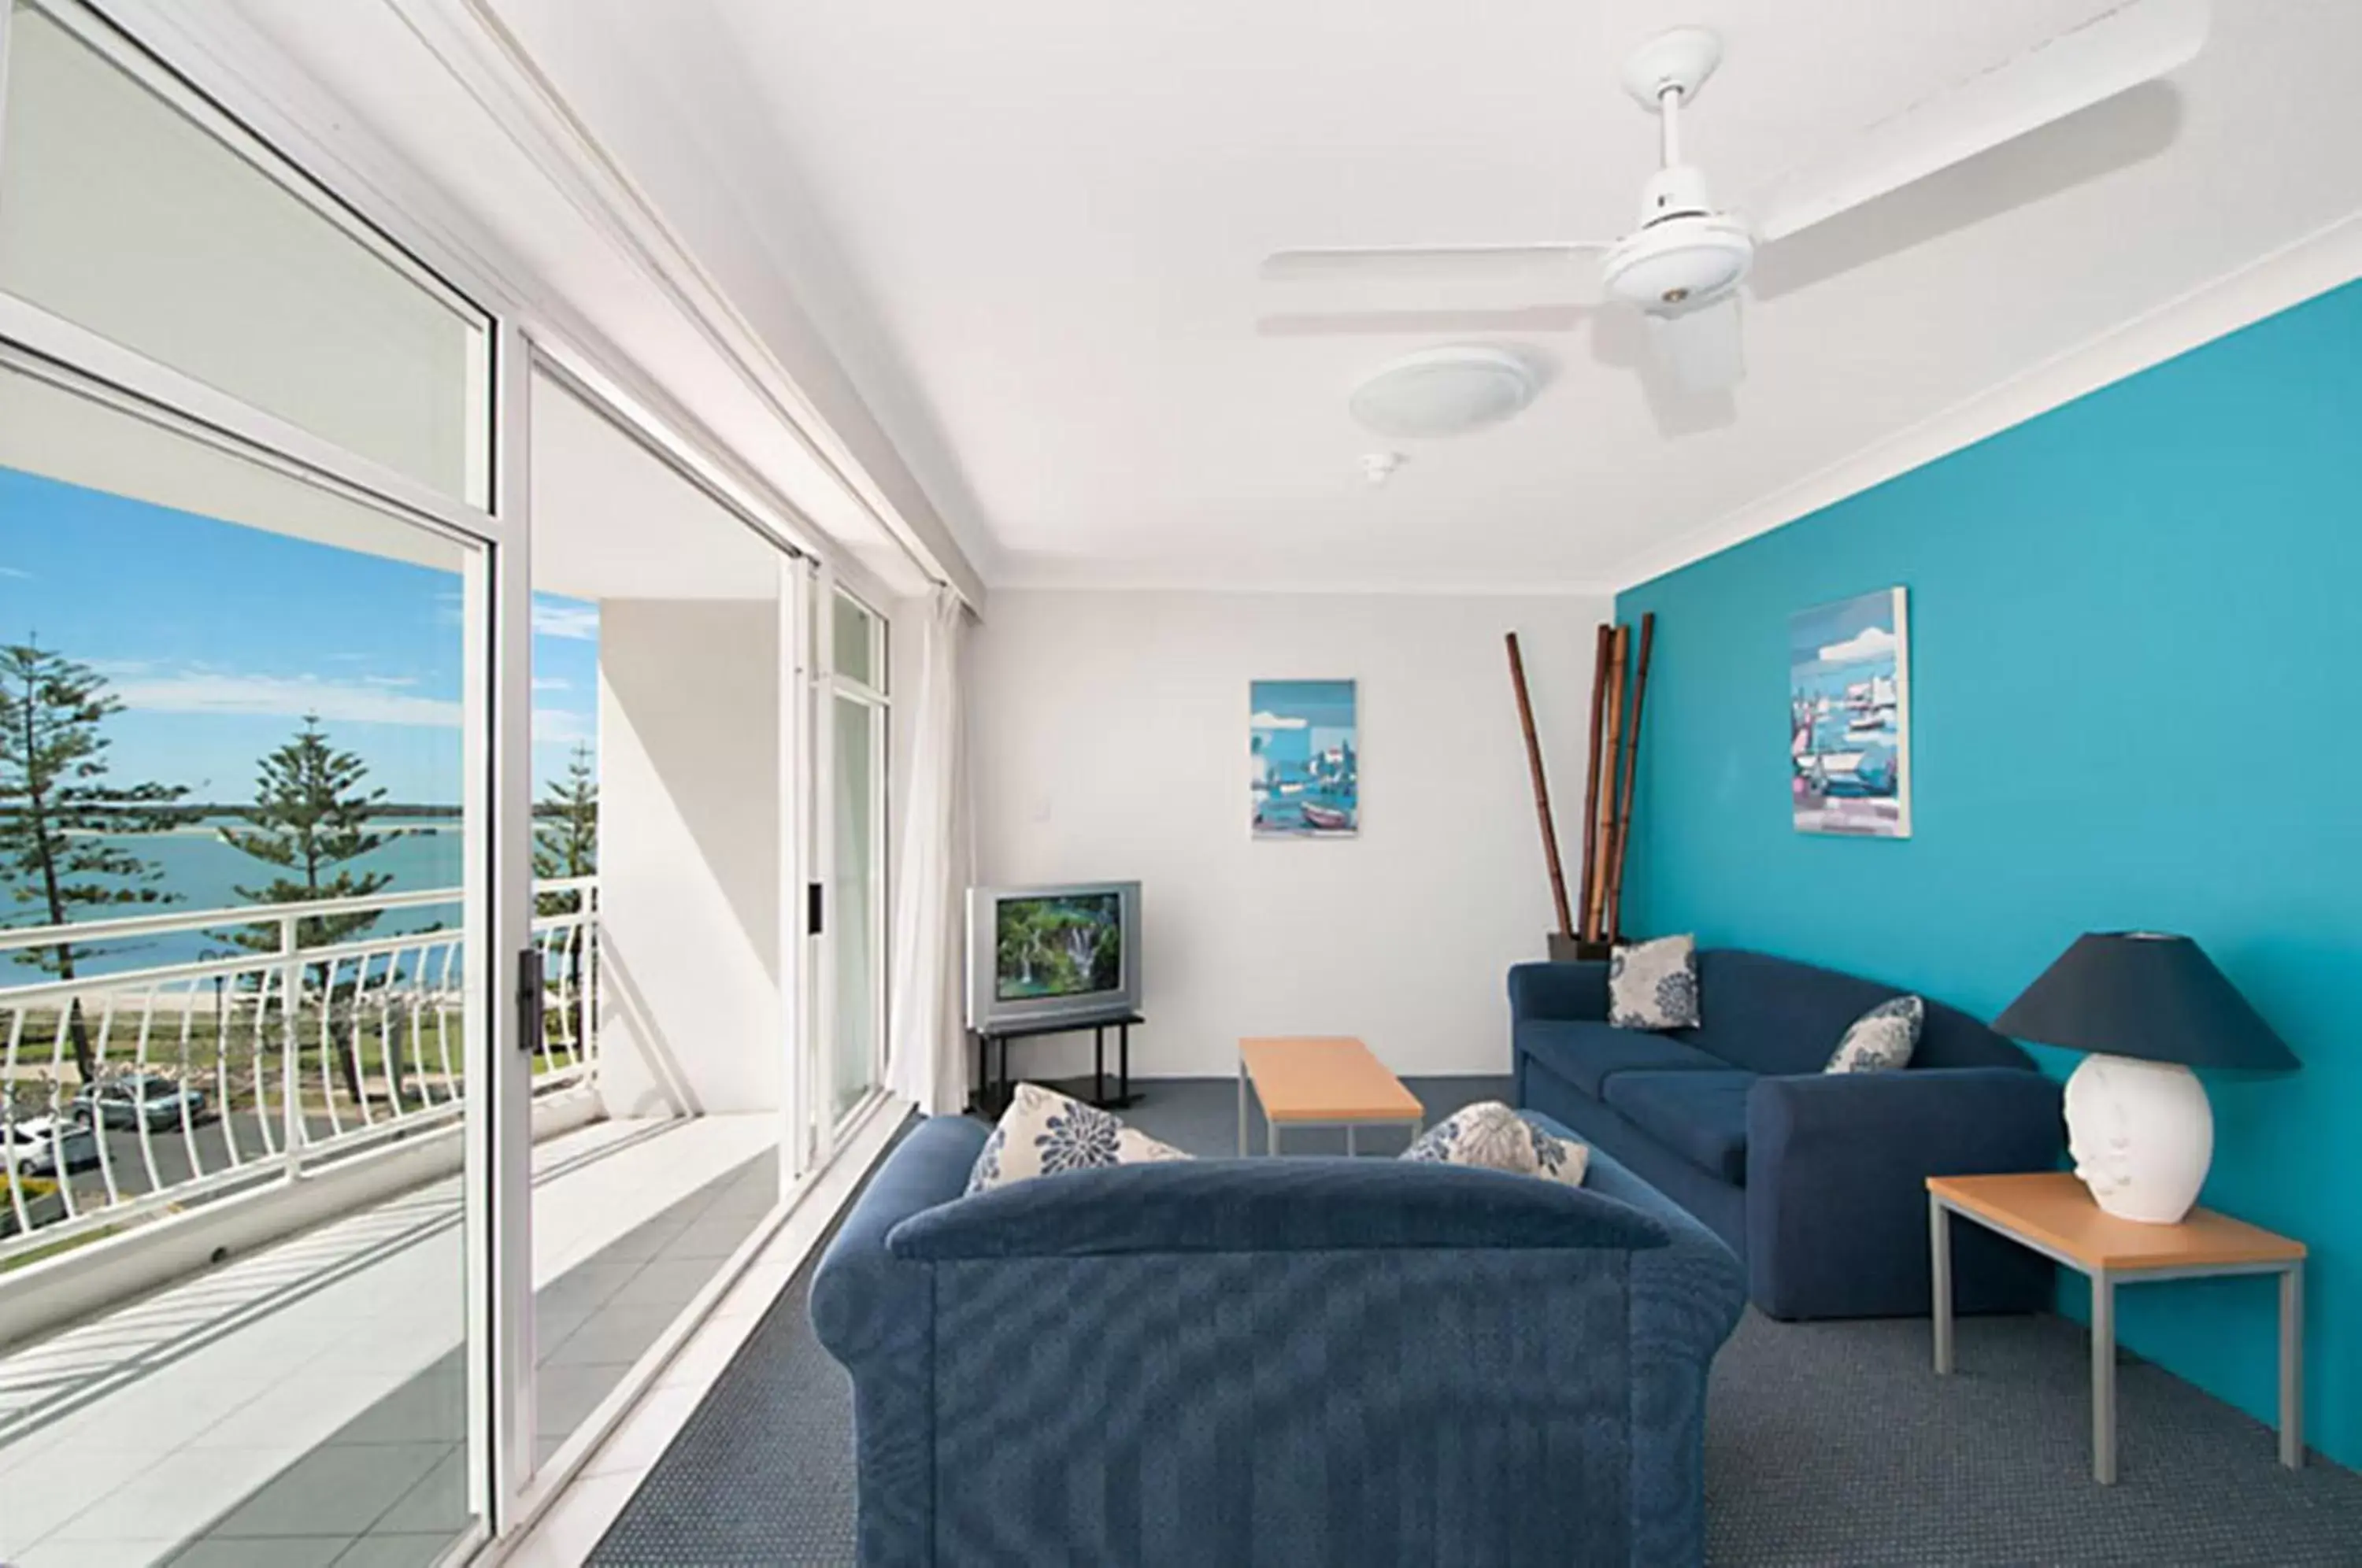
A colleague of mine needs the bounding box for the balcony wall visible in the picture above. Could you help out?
[595,597,785,1117]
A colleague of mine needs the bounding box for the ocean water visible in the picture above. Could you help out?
[6,816,467,978]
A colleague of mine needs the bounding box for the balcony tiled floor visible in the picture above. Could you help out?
[0,1110,779,1568]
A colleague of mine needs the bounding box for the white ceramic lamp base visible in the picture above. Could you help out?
[2063,1053,2214,1225]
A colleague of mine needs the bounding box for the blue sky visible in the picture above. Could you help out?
[0,464,596,803]
[1250,679,1357,767]
[1790,589,1902,684]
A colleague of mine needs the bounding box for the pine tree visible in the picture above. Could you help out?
[532,743,598,918]
[0,641,196,1084]
[218,716,393,1104]
[218,715,394,952]
[532,743,598,1054]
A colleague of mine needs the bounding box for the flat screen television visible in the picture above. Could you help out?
[966,881,1142,1031]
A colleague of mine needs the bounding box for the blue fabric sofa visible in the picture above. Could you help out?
[1512,949,2064,1321]
[812,1114,1745,1567]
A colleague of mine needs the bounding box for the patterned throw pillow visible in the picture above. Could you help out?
[1825,994,1925,1073]
[1402,1102,1589,1187]
[1608,934,1701,1030]
[966,1082,1191,1194]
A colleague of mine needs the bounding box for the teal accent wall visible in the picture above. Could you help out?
[1616,278,2362,1469]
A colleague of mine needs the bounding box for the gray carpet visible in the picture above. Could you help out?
[591,1078,2362,1566]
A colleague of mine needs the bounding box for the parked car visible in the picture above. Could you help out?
[75,1074,209,1132]
[1,1114,99,1176]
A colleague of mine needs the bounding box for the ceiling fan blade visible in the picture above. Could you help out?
[1755,0,2208,244]
[1257,305,1594,338]
[1647,295,1744,393]
[1259,242,1610,285]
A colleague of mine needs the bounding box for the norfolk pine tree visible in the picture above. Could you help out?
[218,715,393,1104]
[532,742,598,1048]
[0,641,195,1085]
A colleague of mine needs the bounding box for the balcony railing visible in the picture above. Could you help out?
[0,878,598,1263]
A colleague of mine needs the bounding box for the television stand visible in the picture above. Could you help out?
[970,1012,1142,1117]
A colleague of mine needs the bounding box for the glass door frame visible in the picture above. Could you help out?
[0,288,522,1562]
[0,0,528,1551]
[5,0,917,1552]
[805,568,891,1159]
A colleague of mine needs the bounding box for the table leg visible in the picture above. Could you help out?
[1094,1024,1105,1105]
[1930,1196,1954,1376]
[1237,1058,1247,1156]
[1269,1119,1279,1156]
[2282,1262,2305,1470]
[2092,1271,2117,1485]
[1346,1125,1357,1157]
[1120,1023,1131,1100]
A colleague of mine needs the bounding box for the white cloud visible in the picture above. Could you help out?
[1818,625,1896,664]
[532,601,599,641]
[361,675,420,689]
[531,676,571,692]
[112,668,461,727]
[534,705,594,746]
[0,566,29,579]
[1249,711,1308,730]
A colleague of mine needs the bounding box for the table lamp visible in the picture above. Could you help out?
[1995,932,2298,1225]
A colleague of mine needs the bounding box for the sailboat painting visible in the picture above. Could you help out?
[1251,679,1358,838]
[1790,588,1912,838]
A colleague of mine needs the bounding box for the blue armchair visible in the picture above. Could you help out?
[813,1115,1745,1567]
[1512,948,2065,1319]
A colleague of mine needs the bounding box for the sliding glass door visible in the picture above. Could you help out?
[0,2,509,1561]
[521,359,803,1485]
[2,6,909,1560]
[812,585,888,1138]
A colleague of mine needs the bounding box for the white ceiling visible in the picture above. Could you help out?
[200,2,2362,598]
[503,0,2362,594]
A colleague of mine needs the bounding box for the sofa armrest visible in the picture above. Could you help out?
[1509,960,1609,1023]
[890,1156,1671,1260]
[1627,1207,1747,1568]
[811,1114,986,1357]
[809,1115,987,1568]
[1746,1068,2064,1319]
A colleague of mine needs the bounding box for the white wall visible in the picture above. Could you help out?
[971,589,1609,1079]
[597,598,783,1115]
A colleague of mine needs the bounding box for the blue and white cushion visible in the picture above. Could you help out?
[1825,994,1925,1073]
[1609,934,1701,1030]
[966,1082,1190,1194]
[1402,1101,1589,1187]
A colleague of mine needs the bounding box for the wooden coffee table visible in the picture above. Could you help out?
[1928,1172,2306,1485]
[1237,1037,1423,1156]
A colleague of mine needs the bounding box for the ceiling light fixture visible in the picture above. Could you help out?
[1347,346,1542,440]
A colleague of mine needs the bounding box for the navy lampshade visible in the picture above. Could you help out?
[1994,932,2300,1071]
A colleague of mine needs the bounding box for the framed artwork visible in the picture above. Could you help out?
[1250,679,1357,838]
[1790,588,1911,838]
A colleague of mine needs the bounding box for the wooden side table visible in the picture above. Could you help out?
[1927,1172,2306,1485]
[1237,1037,1423,1156]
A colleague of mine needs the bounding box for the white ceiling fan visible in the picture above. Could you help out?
[1261,1,2209,394]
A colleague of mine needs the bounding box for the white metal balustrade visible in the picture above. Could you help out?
[0,878,598,1262]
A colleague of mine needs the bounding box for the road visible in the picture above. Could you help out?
[13,1109,405,1221]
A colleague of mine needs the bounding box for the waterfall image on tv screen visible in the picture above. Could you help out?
[994,891,1123,1002]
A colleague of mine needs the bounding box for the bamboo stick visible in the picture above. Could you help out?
[1588,623,1630,943]
[1573,623,1612,943]
[1605,612,1656,943]
[1505,633,1573,939]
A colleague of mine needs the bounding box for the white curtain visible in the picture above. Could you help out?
[883,585,972,1115]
